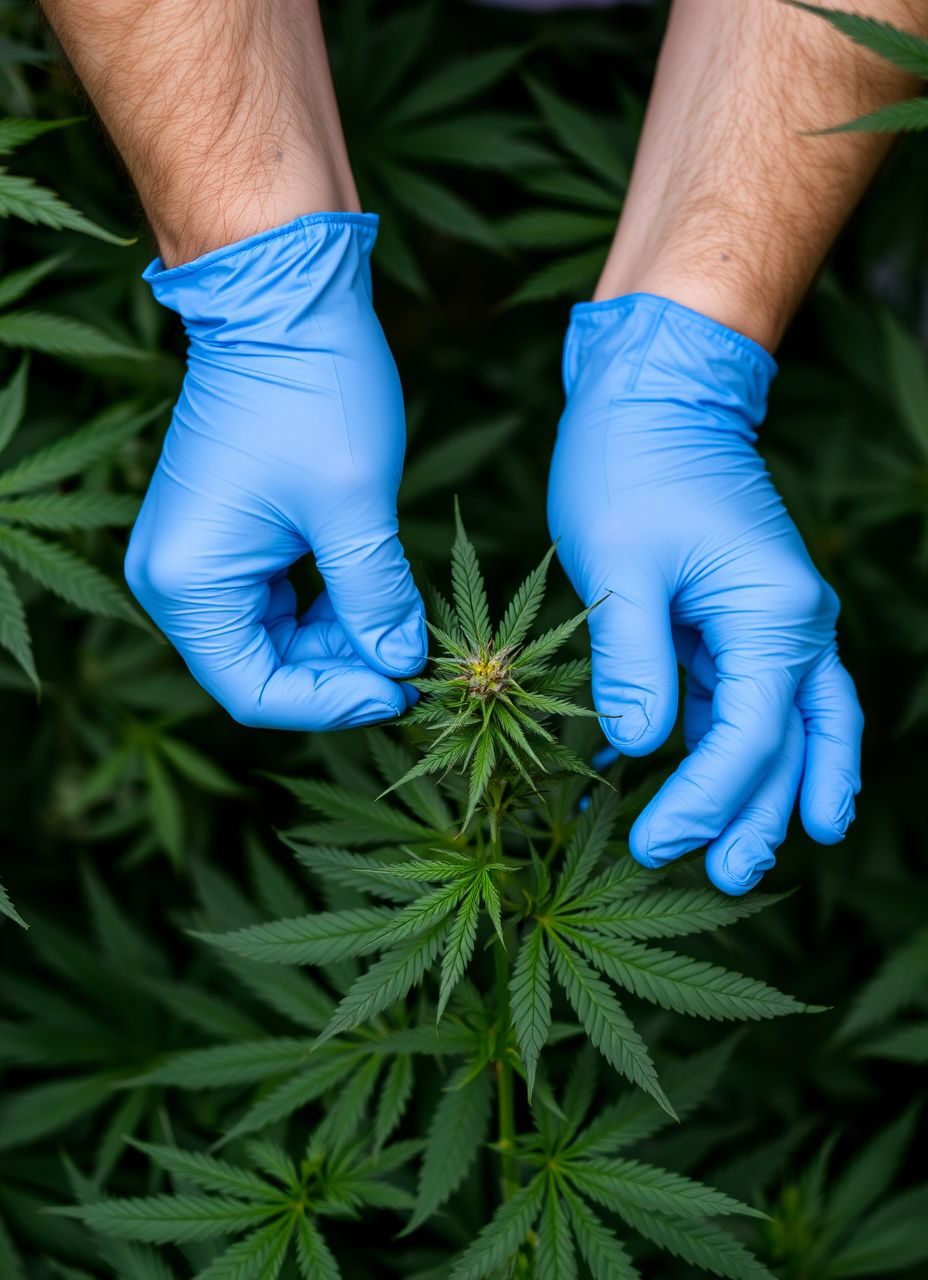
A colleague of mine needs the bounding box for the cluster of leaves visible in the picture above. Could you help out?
[395,503,600,827]
[451,1043,776,1280]
[759,1106,928,1278]
[190,530,810,1123]
[0,368,160,690]
[3,516,813,1276]
[58,1136,419,1280]
[50,838,785,1279]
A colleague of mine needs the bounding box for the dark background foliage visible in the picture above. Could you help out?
[0,0,926,1276]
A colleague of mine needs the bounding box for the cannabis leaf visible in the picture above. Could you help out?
[198,659,807,1120]
[0,874,27,929]
[502,787,808,1114]
[333,7,539,294]
[403,1064,492,1234]
[446,1054,773,1280]
[55,1134,416,1278]
[0,116,132,243]
[509,923,550,1100]
[501,75,629,305]
[0,371,164,684]
[760,1105,928,1278]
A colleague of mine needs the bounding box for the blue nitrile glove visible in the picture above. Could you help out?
[125,213,426,730]
[548,293,863,895]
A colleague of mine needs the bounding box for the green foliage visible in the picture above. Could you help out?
[0,377,160,684]
[0,116,132,243]
[391,502,600,829]
[334,4,540,294]
[1,3,927,1280]
[760,1108,928,1278]
[448,1055,772,1280]
[193,659,804,1141]
[501,75,628,305]
[0,109,161,686]
[56,1135,417,1276]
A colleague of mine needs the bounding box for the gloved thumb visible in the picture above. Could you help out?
[313,501,427,679]
[588,567,678,755]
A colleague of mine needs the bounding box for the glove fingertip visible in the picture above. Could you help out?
[628,819,663,871]
[705,836,776,897]
[372,610,428,677]
[801,787,857,846]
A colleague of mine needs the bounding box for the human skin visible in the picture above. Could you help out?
[39,0,359,267]
[595,0,927,347]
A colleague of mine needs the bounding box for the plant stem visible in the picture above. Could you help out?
[494,937,519,1203]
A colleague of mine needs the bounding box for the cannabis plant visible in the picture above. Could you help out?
[65,509,815,1277]
[0,112,157,928]
[758,1105,928,1279]
[392,500,602,830]
[6,4,928,1277]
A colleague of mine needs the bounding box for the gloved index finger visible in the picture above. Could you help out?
[311,508,427,681]
[127,537,408,732]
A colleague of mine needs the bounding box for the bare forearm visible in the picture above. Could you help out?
[40,0,358,265]
[596,0,926,349]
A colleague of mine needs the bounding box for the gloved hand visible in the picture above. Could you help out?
[548,293,863,895]
[125,213,426,730]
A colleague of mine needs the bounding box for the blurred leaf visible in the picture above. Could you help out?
[0,399,164,496]
[826,1105,920,1234]
[836,924,928,1040]
[379,161,500,249]
[881,311,928,461]
[0,355,27,454]
[0,557,35,686]
[402,415,521,503]
[0,169,132,243]
[0,116,82,153]
[158,735,242,796]
[0,252,69,309]
[0,872,27,929]
[0,1073,114,1151]
[505,247,607,307]
[861,1021,928,1062]
[0,523,137,622]
[143,749,184,866]
[386,48,525,127]
[500,209,617,250]
[525,76,626,190]
[0,310,148,359]
[828,1186,928,1275]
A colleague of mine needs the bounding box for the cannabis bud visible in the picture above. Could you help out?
[387,501,602,828]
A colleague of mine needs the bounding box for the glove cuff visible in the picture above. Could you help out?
[562,292,778,431]
[142,211,380,344]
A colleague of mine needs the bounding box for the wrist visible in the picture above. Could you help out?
[152,162,361,269]
[592,248,793,355]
